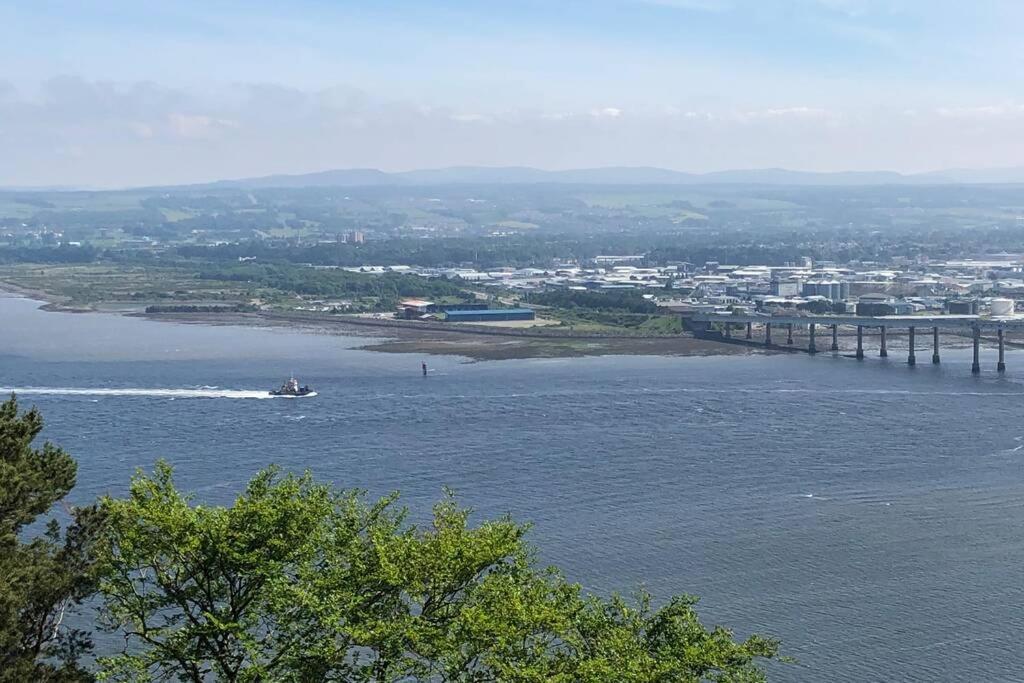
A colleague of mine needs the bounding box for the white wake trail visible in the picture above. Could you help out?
[0,387,277,399]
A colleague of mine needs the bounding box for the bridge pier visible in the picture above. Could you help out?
[998,328,1006,372]
[972,326,981,374]
[697,316,1019,373]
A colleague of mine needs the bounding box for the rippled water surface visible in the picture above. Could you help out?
[4,295,1024,682]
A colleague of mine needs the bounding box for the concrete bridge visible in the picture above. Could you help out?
[691,313,1024,374]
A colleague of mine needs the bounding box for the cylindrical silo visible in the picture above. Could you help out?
[990,298,1015,316]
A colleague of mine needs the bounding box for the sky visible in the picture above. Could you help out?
[3,0,1024,187]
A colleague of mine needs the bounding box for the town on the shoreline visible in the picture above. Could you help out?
[4,181,1024,341]
[380,253,1023,320]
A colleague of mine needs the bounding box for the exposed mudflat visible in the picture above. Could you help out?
[359,334,760,360]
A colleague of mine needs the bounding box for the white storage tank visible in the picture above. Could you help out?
[990,298,1015,316]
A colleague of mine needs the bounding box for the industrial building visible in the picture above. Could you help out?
[396,299,435,319]
[396,300,491,319]
[801,280,850,301]
[947,299,979,315]
[856,294,896,316]
[443,308,536,323]
[770,279,801,297]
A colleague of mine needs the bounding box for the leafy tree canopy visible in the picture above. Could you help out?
[97,463,779,682]
[0,395,103,683]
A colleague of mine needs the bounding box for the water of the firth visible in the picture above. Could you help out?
[3,294,1024,682]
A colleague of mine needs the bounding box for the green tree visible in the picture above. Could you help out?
[0,395,104,682]
[97,463,779,682]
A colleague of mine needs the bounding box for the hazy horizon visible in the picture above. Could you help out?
[4,1,1024,187]
[12,163,1024,194]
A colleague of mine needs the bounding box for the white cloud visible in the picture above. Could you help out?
[759,106,832,118]
[935,104,1024,119]
[129,122,154,139]
[449,113,490,123]
[6,77,1024,185]
[167,113,237,139]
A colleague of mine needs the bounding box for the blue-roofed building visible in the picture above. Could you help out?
[443,308,535,323]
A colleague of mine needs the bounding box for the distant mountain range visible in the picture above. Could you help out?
[190,165,1024,189]
[10,166,1024,192]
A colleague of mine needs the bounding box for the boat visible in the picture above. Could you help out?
[269,376,316,397]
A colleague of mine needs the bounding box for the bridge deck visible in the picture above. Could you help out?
[691,313,1024,331]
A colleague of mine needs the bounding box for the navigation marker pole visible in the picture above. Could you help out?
[972,327,981,375]
[998,328,1006,373]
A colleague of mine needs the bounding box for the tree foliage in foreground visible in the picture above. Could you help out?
[0,396,104,682]
[97,463,779,682]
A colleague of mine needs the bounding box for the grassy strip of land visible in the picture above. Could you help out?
[0,262,690,337]
[0,262,475,314]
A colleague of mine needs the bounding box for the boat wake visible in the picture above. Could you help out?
[0,387,276,400]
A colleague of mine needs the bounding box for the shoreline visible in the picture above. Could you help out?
[122,308,1024,357]
[134,309,762,361]
[0,281,89,312]
[5,284,1011,361]
[0,284,759,361]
